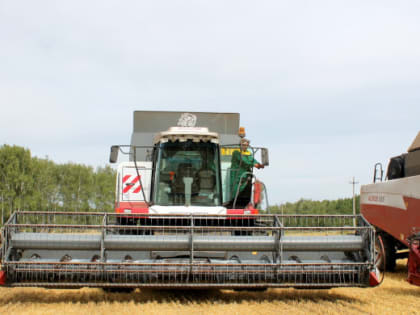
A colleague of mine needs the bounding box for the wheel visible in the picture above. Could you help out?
[116,217,128,235]
[232,218,255,236]
[116,217,139,235]
[375,235,385,272]
[116,217,154,235]
[377,233,397,272]
[233,230,253,236]
[373,234,386,285]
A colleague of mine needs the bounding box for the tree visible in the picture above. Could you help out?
[59,163,94,211]
[0,144,120,225]
[29,157,60,211]
[0,145,33,221]
[93,165,116,211]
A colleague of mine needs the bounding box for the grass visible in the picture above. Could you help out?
[0,260,418,315]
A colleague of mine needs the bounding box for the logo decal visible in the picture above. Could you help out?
[361,192,407,210]
[221,148,251,156]
[177,113,197,127]
[367,194,385,203]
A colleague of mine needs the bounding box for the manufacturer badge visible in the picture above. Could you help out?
[177,113,197,127]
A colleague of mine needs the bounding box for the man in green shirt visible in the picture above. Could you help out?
[230,138,264,208]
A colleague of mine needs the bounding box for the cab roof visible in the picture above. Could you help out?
[154,127,219,144]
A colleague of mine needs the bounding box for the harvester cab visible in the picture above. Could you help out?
[0,111,383,290]
[110,125,269,219]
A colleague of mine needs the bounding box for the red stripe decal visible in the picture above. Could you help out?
[123,185,132,194]
[123,176,141,194]
[122,175,131,183]
[131,176,140,184]
[133,186,142,193]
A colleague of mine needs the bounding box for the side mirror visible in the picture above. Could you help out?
[109,146,119,163]
[261,148,269,166]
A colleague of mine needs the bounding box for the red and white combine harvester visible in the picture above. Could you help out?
[0,111,382,290]
[361,131,420,285]
[112,111,267,226]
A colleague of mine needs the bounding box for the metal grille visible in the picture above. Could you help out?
[1,211,375,289]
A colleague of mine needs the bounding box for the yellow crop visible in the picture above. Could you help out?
[0,260,417,315]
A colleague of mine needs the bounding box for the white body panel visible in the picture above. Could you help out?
[116,162,152,202]
[154,127,219,144]
[360,175,420,210]
[149,205,227,215]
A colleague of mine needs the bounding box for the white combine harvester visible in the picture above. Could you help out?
[0,111,382,290]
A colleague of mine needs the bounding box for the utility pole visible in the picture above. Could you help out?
[1,194,3,225]
[349,176,359,226]
[0,168,5,225]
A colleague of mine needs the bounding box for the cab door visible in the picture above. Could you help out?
[121,162,152,202]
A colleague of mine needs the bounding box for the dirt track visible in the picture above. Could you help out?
[0,261,418,315]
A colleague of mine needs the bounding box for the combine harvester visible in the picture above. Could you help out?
[361,131,420,285]
[0,111,382,290]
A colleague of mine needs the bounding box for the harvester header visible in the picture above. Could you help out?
[0,211,380,289]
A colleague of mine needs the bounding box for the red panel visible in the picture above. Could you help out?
[361,196,420,246]
[226,207,259,219]
[253,181,262,205]
[226,209,244,215]
[226,208,259,215]
[369,271,380,287]
[116,201,149,214]
[407,241,420,286]
[0,271,6,285]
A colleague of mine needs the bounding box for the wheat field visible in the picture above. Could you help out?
[0,260,418,315]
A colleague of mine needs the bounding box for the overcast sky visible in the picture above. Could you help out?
[1,1,419,204]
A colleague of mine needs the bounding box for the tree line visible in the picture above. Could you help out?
[0,145,116,225]
[269,196,360,215]
[0,144,359,226]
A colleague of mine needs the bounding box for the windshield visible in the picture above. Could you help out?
[153,140,222,206]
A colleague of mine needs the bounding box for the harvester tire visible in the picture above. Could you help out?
[233,230,253,236]
[232,218,255,236]
[116,217,133,235]
[116,217,152,235]
[378,233,397,272]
